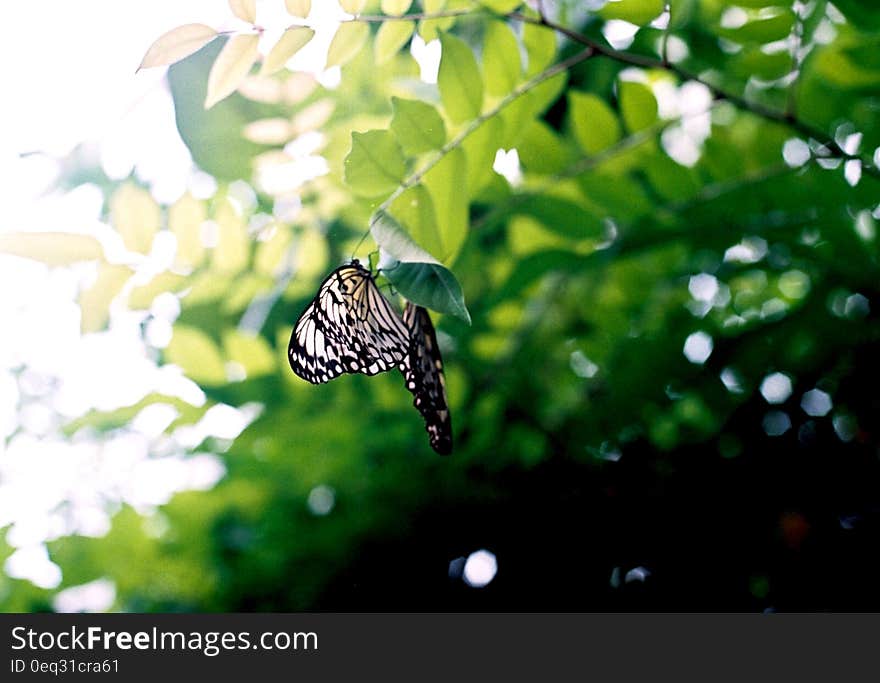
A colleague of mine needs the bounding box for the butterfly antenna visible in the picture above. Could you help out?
[350,223,373,262]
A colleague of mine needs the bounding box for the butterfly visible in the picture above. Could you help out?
[288,259,411,384]
[400,302,453,455]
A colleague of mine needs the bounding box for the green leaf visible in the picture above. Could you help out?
[618,80,658,133]
[515,119,570,174]
[718,10,795,44]
[598,0,664,25]
[482,20,522,97]
[389,185,444,258]
[374,20,415,65]
[463,116,503,196]
[438,32,484,123]
[0,232,103,265]
[372,212,470,323]
[730,48,794,82]
[569,91,622,154]
[500,71,566,147]
[422,147,468,262]
[390,97,446,155]
[344,130,408,197]
[388,262,471,324]
[507,195,605,240]
[165,326,227,385]
[523,14,555,75]
[326,22,369,68]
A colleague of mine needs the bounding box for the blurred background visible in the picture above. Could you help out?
[1,0,879,612]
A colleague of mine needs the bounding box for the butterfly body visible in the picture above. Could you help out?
[288,260,411,384]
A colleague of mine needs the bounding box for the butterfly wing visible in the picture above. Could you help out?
[288,262,410,384]
[401,302,453,455]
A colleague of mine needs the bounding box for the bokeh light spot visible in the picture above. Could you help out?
[463,549,497,588]
[760,373,793,404]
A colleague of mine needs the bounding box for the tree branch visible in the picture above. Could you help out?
[509,11,879,179]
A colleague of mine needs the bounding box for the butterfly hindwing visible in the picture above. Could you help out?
[401,302,453,455]
[288,261,410,384]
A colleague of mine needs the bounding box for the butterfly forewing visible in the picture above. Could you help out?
[288,261,410,384]
[401,302,453,455]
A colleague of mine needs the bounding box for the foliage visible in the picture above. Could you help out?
[2,0,880,611]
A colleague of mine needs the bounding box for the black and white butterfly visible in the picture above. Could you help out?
[400,302,453,455]
[288,260,411,384]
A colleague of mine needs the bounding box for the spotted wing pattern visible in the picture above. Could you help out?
[288,260,411,384]
[401,302,453,455]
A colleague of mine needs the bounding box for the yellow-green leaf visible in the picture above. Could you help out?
[418,0,447,37]
[389,185,444,258]
[110,183,161,254]
[344,130,407,197]
[205,34,260,109]
[422,147,468,262]
[169,192,207,269]
[222,329,277,377]
[137,24,218,70]
[340,0,368,14]
[326,22,369,68]
[165,326,227,385]
[482,20,522,97]
[718,10,795,44]
[523,13,555,75]
[618,80,658,133]
[463,115,503,196]
[375,20,415,65]
[260,26,315,76]
[213,199,250,274]
[229,0,257,24]
[381,0,413,14]
[0,232,103,265]
[79,264,133,333]
[569,91,621,154]
[438,32,484,123]
[599,0,664,25]
[516,119,569,174]
[390,97,446,155]
[285,0,311,17]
